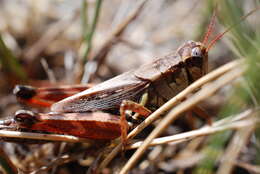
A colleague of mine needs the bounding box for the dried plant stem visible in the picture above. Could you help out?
[235,161,260,173]
[127,114,256,149]
[99,59,243,170]
[30,153,82,174]
[0,147,17,174]
[0,130,94,143]
[119,65,245,174]
[40,58,56,83]
[216,125,255,174]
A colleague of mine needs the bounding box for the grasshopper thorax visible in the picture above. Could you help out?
[177,40,208,82]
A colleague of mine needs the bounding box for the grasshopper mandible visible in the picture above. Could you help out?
[1,8,241,141]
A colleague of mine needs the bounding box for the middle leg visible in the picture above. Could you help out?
[119,99,152,146]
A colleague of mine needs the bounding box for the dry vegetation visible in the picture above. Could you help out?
[0,0,259,174]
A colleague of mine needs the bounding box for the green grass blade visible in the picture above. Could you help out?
[0,34,27,81]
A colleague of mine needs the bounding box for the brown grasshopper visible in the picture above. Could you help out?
[2,7,256,142]
[8,39,209,141]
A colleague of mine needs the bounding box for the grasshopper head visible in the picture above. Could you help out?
[177,40,208,82]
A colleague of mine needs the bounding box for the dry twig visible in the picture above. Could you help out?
[216,124,255,174]
[0,147,18,174]
[236,161,260,173]
[0,130,94,143]
[30,153,83,174]
[127,109,256,149]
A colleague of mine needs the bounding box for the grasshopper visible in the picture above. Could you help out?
[2,7,257,142]
[8,39,208,141]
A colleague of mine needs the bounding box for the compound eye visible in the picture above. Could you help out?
[191,47,202,57]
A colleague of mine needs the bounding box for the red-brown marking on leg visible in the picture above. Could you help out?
[14,111,122,139]
[120,100,151,118]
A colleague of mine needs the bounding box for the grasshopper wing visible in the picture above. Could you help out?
[51,71,149,113]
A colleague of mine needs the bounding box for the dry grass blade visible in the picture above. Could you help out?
[127,109,256,149]
[99,60,243,170]
[40,58,56,83]
[0,130,94,143]
[0,147,17,174]
[235,161,260,173]
[216,126,255,174]
[30,153,82,174]
[119,65,245,174]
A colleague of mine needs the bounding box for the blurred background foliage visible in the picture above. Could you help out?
[0,0,259,173]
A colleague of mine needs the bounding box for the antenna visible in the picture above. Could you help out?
[202,7,217,45]
[206,6,260,52]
